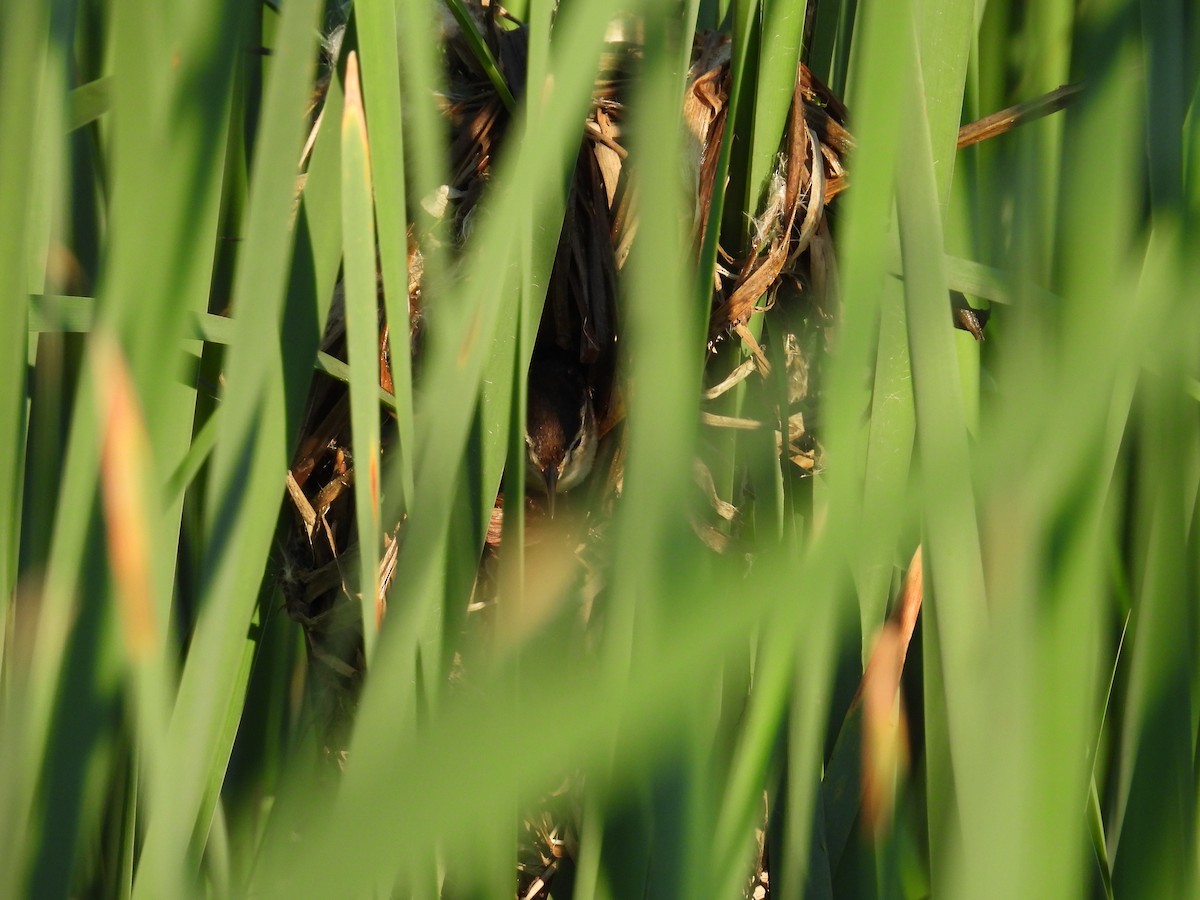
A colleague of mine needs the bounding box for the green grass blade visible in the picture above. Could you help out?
[341,51,384,659]
[67,77,111,132]
[1089,775,1116,900]
[443,0,517,112]
[0,0,46,630]
[912,0,976,213]
[131,0,323,892]
[697,0,760,281]
[744,0,808,220]
[609,10,710,896]
[892,9,987,889]
[355,0,416,510]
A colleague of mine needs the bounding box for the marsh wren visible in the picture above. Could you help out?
[525,351,598,515]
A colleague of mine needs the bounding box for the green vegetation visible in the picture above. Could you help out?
[2,0,1198,896]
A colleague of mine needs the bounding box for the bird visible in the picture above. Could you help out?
[524,350,598,516]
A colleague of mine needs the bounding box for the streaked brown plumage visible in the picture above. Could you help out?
[524,351,597,516]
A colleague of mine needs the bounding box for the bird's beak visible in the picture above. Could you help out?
[542,465,559,517]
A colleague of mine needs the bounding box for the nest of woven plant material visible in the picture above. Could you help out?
[278,6,851,890]
[278,264,414,748]
[271,9,1082,897]
[515,777,583,900]
[684,33,849,341]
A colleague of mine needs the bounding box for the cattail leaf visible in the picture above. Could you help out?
[341,50,384,657]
